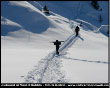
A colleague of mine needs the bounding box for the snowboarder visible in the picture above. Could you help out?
[75,26,80,36]
[52,40,64,55]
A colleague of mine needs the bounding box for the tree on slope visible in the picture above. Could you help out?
[42,5,50,14]
[91,1,102,11]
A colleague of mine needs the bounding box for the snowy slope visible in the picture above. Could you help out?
[1,1,72,49]
[1,1,73,83]
[24,29,108,83]
[37,1,109,27]
[60,30,108,83]
[1,1,50,36]
[1,1,108,83]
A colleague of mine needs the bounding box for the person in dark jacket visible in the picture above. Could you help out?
[53,40,64,55]
[75,26,80,36]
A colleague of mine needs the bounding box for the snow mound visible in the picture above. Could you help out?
[1,16,22,36]
[1,1,49,36]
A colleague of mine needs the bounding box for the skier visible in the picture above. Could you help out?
[75,26,80,36]
[52,40,64,55]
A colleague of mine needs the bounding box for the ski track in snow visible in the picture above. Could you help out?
[1,1,108,83]
[23,5,79,83]
[23,3,108,83]
[24,32,79,83]
[61,56,108,64]
[24,30,108,83]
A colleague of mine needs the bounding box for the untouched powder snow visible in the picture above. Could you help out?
[1,1,108,83]
[1,1,50,35]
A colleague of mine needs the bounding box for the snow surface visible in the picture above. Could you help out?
[1,1,108,83]
[37,1,109,27]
